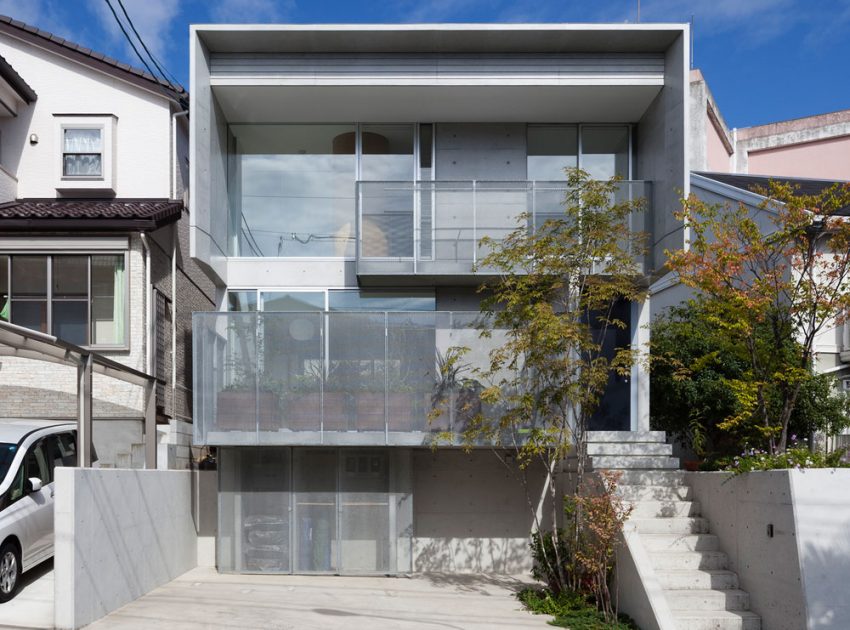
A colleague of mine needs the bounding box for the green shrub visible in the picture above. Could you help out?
[517,588,640,629]
[720,439,848,473]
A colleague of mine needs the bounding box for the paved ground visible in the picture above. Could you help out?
[85,567,549,630]
[0,560,54,629]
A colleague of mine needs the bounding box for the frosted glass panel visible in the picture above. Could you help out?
[294,449,338,572]
[339,450,390,573]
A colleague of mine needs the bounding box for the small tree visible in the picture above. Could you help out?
[434,168,647,610]
[668,181,850,454]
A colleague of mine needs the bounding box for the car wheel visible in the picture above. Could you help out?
[0,542,20,602]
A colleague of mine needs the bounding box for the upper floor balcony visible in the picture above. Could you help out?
[356,179,652,283]
[193,310,517,447]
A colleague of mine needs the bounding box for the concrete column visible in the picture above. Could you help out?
[77,354,93,468]
[630,296,651,432]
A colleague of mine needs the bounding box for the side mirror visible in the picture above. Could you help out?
[26,477,43,493]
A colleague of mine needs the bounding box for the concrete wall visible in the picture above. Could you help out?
[687,470,850,630]
[54,468,198,630]
[636,29,689,274]
[411,449,545,573]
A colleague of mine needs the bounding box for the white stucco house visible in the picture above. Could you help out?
[0,15,215,468]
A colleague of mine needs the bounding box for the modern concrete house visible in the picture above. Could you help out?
[188,23,690,576]
[0,16,215,468]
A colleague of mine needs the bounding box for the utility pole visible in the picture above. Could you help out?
[637,0,641,22]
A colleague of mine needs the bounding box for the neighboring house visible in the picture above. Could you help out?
[654,69,850,449]
[189,23,689,574]
[0,15,215,469]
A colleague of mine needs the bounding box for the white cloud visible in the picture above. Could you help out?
[210,0,295,23]
[88,0,179,60]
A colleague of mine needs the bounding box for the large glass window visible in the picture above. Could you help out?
[581,126,630,180]
[527,125,579,180]
[3,254,125,347]
[261,291,325,312]
[231,124,357,258]
[328,290,435,312]
[227,289,435,313]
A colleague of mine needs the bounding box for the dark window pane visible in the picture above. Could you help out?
[261,291,324,312]
[361,124,415,181]
[227,291,258,312]
[11,300,47,333]
[53,256,88,298]
[527,125,578,180]
[581,126,629,180]
[0,256,7,322]
[53,301,88,345]
[11,256,47,298]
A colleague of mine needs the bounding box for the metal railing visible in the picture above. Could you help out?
[356,179,652,276]
[193,310,520,446]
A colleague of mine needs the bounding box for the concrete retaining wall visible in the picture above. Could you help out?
[54,468,198,630]
[687,469,850,630]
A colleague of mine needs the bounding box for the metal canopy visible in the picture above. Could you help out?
[0,319,157,468]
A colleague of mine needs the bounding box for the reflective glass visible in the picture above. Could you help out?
[11,256,46,297]
[581,126,630,180]
[52,256,87,298]
[53,301,88,345]
[261,291,324,312]
[91,255,125,345]
[527,125,578,180]
[227,291,258,312]
[361,125,414,181]
[231,124,357,257]
[328,290,434,312]
[0,256,7,321]
[10,301,47,333]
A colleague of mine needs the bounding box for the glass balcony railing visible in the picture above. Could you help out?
[193,311,523,446]
[356,180,652,278]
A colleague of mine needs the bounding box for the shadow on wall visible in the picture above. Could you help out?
[411,449,548,574]
[797,510,850,628]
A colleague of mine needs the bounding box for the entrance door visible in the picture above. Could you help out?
[293,449,338,573]
[339,450,390,573]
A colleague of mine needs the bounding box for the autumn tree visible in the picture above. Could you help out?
[667,181,850,454]
[433,168,647,608]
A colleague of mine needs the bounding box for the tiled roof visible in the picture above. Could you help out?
[0,53,36,103]
[0,198,184,230]
[0,14,187,103]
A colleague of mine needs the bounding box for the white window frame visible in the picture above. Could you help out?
[54,114,117,192]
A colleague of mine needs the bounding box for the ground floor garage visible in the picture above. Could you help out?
[215,447,546,576]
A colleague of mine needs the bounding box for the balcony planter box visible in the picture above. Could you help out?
[388,393,432,432]
[216,390,279,432]
[322,393,350,431]
[286,393,322,431]
[356,392,386,431]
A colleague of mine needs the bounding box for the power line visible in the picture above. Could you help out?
[101,0,185,107]
[114,0,180,94]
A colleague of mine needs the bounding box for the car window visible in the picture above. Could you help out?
[0,443,16,483]
[55,432,77,467]
[23,439,50,485]
[8,462,24,502]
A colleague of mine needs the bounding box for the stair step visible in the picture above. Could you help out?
[591,455,679,470]
[614,470,685,485]
[658,569,739,590]
[641,533,720,552]
[667,589,750,612]
[586,430,667,443]
[630,500,700,518]
[618,484,693,501]
[650,550,728,571]
[587,442,673,456]
[630,517,709,534]
[673,609,761,630]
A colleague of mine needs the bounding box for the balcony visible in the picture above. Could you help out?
[356,180,652,283]
[193,311,517,446]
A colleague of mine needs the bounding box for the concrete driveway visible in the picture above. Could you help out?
[85,567,549,630]
[0,559,54,629]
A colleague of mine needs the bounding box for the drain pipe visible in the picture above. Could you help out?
[139,232,152,376]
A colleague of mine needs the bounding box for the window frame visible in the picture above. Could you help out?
[0,251,130,351]
[61,125,105,179]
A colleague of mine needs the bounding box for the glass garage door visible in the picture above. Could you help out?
[218,447,410,575]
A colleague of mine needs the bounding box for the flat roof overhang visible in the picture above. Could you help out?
[211,84,664,123]
[193,23,687,55]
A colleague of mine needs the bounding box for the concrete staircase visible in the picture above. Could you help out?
[586,431,761,630]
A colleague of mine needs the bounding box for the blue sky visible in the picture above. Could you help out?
[4,0,850,128]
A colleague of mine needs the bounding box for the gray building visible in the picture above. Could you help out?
[189,23,690,574]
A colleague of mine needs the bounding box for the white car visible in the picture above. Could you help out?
[0,420,77,602]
